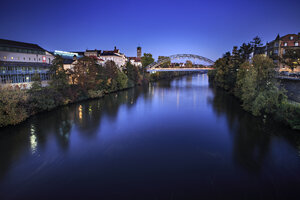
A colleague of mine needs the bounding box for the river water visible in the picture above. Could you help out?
[0,74,300,199]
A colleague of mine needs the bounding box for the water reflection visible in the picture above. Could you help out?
[1,74,300,199]
[0,85,152,182]
[30,124,37,155]
[208,86,300,173]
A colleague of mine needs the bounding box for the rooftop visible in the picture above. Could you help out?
[0,39,46,51]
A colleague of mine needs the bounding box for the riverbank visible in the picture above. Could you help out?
[208,56,300,130]
[2,73,300,200]
[0,70,195,128]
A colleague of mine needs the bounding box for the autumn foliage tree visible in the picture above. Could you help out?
[67,56,99,91]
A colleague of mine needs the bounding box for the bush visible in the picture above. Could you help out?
[276,101,300,130]
[0,88,28,127]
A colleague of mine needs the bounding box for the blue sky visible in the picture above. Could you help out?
[0,0,299,60]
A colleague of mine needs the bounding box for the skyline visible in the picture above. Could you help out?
[1,0,300,60]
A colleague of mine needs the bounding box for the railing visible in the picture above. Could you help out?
[276,75,300,81]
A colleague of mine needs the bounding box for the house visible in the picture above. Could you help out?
[99,46,127,67]
[264,33,300,71]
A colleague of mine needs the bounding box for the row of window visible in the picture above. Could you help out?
[2,56,51,62]
[283,42,299,46]
[0,66,48,70]
[0,73,50,84]
[274,42,299,47]
[0,66,49,75]
[0,47,45,55]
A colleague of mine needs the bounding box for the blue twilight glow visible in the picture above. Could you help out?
[0,0,300,60]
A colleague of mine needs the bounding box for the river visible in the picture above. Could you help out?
[0,74,300,199]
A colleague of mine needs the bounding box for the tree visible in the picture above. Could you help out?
[239,43,253,62]
[185,60,193,68]
[141,53,154,68]
[116,70,128,90]
[67,56,99,91]
[281,49,300,71]
[0,87,28,126]
[158,56,171,68]
[124,61,141,85]
[49,55,69,91]
[98,60,122,91]
[28,73,57,113]
[251,36,263,50]
[240,55,285,116]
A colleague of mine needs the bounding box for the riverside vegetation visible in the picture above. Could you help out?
[0,54,193,127]
[208,37,300,130]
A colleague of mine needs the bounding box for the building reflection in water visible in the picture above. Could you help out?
[78,105,83,121]
[30,124,37,155]
[176,89,180,109]
[208,86,300,173]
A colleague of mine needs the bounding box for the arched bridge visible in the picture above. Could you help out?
[146,54,215,72]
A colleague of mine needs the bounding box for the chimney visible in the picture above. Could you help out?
[114,46,117,50]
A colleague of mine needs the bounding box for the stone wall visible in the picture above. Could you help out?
[279,78,300,102]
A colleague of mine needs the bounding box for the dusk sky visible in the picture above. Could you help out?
[1,0,300,60]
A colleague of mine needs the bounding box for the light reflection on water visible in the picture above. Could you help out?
[0,74,300,199]
[30,124,37,155]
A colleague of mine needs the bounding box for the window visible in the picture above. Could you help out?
[23,57,25,60]
[290,36,294,40]
[284,42,288,46]
[274,50,278,54]
[295,42,299,46]
[11,57,13,60]
[275,42,279,47]
[283,49,286,54]
[3,56,7,60]
[29,57,31,61]
[34,58,36,61]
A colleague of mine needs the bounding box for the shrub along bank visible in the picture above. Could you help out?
[0,56,146,127]
[208,49,300,130]
[0,55,196,128]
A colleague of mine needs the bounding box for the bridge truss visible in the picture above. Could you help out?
[147,54,215,69]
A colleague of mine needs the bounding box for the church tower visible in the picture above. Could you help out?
[137,46,142,58]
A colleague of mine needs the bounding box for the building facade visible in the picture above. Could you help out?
[264,33,300,71]
[99,47,127,67]
[0,39,54,87]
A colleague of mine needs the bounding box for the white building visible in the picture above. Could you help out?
[99,47,127,67]
[128,57,142,67]
[0,39,54,88]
